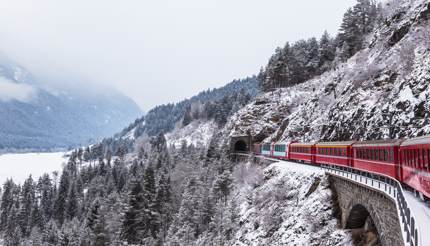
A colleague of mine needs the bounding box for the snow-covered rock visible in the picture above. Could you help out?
[232,161,351,246]
[227,0,430,143]
[165,120,217,148]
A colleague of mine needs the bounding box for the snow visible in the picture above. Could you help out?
[123,126,137,140]
[232,160,352,245]
[165,120,216,148]
[403,190,430,245]
[0,152,66,185]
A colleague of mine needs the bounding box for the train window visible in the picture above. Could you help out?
[416,149,420,168]
[375,149,379,161]
[409,150,413,166]
[408,150,412,166]
[427,149,430,170]
[405,150,408,166]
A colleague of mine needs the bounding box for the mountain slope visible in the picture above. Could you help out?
[0,58,142,152]
[228,0,430,143]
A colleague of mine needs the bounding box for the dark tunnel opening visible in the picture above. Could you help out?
[234,140,248,152]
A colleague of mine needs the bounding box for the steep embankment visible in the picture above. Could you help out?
[231,161,351,245]
[227,0,430,143]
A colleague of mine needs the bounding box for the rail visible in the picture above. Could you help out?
[230,152,420,246]
[321,164,419,246]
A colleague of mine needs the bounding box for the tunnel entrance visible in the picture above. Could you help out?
[234,140,248,152]
[346,204,380,245]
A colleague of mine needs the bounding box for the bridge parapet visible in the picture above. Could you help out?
[324,165,419,246]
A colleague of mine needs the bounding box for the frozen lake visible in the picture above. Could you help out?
[0,152,66,185]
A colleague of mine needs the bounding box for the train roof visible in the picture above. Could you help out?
[353,139,403,147]
[290,142,316,147]
[274,142,290,145]
[316,141,356,147]
[401,135,430,146]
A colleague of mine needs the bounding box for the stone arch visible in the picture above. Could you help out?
[346,204,371,229]
[345,203,381,245]
[329,176,402,245]
[234,140,248,152]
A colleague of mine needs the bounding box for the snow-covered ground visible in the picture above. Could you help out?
[403,190,430,245]
[232,160,352,245]
[0,152,66,185]
[165,120,216,148]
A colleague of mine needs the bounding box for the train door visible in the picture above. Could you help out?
[394,146,401,181]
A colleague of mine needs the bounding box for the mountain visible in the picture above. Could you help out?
[228,0,430,144]
[94,76,258,155]
[0,57,142,152]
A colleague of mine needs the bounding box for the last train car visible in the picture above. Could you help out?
[315,141,356,167]
[352,139,402,180]
[261,143,272,156]
[400,135,430,200]
[289,142,316,164]
[253,143,262,155]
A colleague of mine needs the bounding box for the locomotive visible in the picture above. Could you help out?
[253,135,430,201]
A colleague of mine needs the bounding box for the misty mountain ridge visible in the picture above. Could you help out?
[0,55,143,152]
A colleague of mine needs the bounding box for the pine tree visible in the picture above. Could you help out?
[18,175,36,236]
[42,219,61,245]
[39,174,54,222]
[120,180,145,244]
[155,172,172,240]
[213,170,233,203]
[55,170,71,225]
[0,179,16,231]
[182,106,193,127]
[318,31,336,70]
[66,182,79,221]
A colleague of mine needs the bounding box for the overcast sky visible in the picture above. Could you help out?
[0,0,357,110]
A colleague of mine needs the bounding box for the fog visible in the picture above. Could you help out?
[0,77,36,102]
[0,0,357,110]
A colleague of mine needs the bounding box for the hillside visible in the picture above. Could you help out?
[0,56,142,152]
[228,0,430,143]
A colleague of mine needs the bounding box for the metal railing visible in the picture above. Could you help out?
[321,164,419,246]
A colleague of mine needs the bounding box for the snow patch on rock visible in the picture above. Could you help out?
[166,120,216,148]
[232,161,352,246]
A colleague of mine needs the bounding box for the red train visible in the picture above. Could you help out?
[253,136,430,201]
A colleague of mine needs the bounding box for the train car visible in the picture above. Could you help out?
[400,135,430,200]
[289,142,316,164]
[315,141,356,167]
[253,143,262,155]
[352,140,403,180]
[261,143,272,156]
[272,142,290,160]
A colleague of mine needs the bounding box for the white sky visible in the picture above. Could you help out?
[0,0,357,110]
